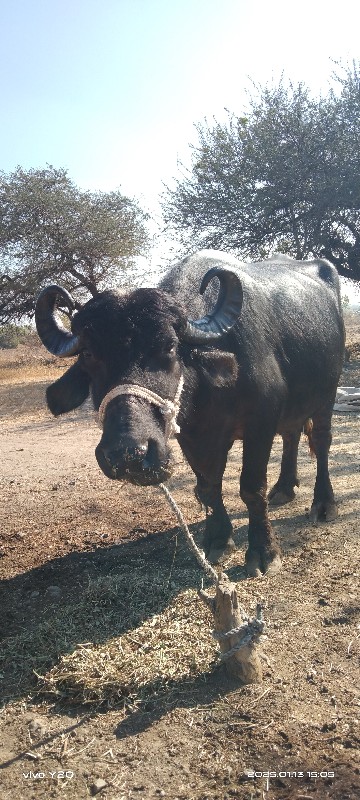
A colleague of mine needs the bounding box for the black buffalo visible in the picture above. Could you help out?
[35,250,345,576]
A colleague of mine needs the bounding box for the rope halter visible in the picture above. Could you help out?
[97,374,184,440]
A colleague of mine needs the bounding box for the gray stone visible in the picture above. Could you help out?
[91,778,108,795]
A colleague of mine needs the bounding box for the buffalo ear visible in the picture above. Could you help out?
[191,349,238,388]
[46,362,90,416]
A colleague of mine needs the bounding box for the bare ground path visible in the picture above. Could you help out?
[0,338,359,800]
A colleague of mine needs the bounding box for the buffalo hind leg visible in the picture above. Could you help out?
[308,405,338,523]
[241,425,282,577]
[268,429,301,506]
[195,474,236,564]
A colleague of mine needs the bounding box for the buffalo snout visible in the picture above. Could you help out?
[95,436,172,485]
[95,394,174,485]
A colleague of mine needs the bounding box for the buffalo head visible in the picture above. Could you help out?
[35,268,242,486]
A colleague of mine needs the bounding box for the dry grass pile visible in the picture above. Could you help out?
[1,559,220,709]
[41,586,216,706]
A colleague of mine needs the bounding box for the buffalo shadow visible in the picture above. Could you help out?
[0,479,350,712]
[0,519,245,707]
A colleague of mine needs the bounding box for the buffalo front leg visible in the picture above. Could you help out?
[195,474,235,564]
[240,427,282,577]
[308,404,338,523]
[268,429,301,506]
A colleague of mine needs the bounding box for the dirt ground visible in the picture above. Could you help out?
[0,313,359,800]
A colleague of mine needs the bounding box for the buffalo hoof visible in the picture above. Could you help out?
[245,548,282,578]
[268,485,296,506]
[206,537,236,565]
[309,500,338,524]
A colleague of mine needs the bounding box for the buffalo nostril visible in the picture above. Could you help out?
[102,444,148,469]
[142,438,159,469]
[124,444,147,461]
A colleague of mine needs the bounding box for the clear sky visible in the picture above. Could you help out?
[1,0,360,295]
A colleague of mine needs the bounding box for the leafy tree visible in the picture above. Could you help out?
[0,323,30,349]
[162,62,360,283]
[0,166,150,322]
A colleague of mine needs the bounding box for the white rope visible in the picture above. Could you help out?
[213,607,266,661]
[218,624,266,660]
[98,375,184,439]
[213,613,264,639]
[158,483,266,659]
[158,483,218,582]
[98,379,266,661]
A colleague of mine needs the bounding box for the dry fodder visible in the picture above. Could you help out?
[0,563,219,709]
[41,588,216,706]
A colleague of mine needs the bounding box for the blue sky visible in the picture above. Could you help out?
[1,0,360,294]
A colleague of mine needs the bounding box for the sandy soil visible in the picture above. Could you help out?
[0,320,359,800]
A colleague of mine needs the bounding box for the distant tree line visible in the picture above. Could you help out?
[0,166,150,323]
[162,61,360,284]
[1,63,359,328]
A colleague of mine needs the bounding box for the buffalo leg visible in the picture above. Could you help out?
[240,426,282,577]
[308,404,337,523]
[195,474,235,563]
[268,429,301,506]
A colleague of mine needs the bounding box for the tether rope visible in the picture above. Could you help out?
[158,483,266,659]
[159,483,218,582]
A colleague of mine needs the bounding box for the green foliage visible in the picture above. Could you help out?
[0,166,150,322]
[162,61,360,283]
[0,323,30,349]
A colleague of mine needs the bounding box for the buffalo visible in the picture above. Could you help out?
[35,250,345,576]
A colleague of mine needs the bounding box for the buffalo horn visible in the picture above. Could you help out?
[35,285,80,357]
[184,267,243,343]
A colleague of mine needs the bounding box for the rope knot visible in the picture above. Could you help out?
[98,375,184,438]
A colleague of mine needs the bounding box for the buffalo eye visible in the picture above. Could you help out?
[163,341,177,358]
[150,340,177,369]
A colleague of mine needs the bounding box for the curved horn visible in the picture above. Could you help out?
[35,285,80,357]
[183,267,243,343]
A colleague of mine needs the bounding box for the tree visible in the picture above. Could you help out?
[0,166,150,322]
[162,62,360,283]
